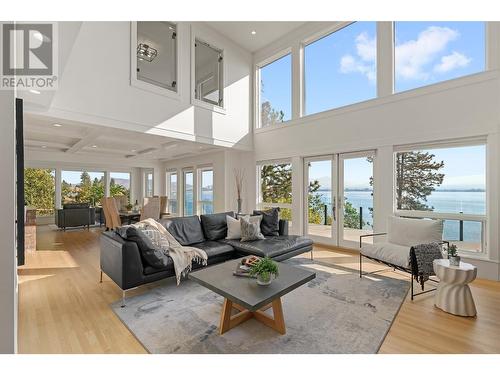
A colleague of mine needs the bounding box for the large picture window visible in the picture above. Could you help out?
[258,162,292,222]
[198,168,214,215]
[110,172,130,201]
[259,53,292,127]
[61,170,105,206]
[166,171,178,214]
[183,170,194,216]
[394,22,485,92]
[395,143,486,252]
[304,22,377,115]
[24,168,55,217]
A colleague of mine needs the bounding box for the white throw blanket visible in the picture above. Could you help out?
[137,218,208,285]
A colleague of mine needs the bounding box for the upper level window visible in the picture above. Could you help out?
[136,21,177,92]
[394,22,485,93]
[304,22,377,116]
[259,53,292,127]
[194,39,223,107]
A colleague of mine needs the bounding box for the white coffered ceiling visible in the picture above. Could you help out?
[24,113,222,164]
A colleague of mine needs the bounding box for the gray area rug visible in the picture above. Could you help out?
[111,258,409,353]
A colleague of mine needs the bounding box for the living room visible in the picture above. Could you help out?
[1,0,500,372]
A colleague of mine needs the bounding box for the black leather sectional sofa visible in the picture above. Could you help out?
[100,211,313,305]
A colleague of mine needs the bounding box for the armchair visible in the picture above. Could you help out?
[359,215,446,300]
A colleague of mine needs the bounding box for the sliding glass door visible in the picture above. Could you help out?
[304,156,338,245]
[304,151,375,248]
[339,152,374,248]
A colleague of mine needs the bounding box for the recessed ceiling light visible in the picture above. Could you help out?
[131,149,137,152]
[251,30,256,35]
[41,145,47,148]
[29,89,41,94]
[91,145,97,148]
[53,123,62,127]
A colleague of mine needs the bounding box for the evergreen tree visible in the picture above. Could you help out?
[396,151,445,210]
[24,168,55,216]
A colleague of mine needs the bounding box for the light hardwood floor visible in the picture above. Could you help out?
[18,226,500,354]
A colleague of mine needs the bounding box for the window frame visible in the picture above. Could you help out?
[197,166,214,215]
[392,21,487,94]
[191,35,226,114]
[130,21,182,100]
[256,159,293,212]
[393,139,488,255]
[256,48,293,129]
[166,170,178,214]
[182,168,195,216]
[144,170,154,197]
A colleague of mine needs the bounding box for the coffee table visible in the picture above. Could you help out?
[189,258,315,335]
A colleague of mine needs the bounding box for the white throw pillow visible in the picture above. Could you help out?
[387,216,443,247]
[226,215,242,240]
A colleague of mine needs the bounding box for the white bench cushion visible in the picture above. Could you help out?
[361,242,410,269]
[388,216,443,247]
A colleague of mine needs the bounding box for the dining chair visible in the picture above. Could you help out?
[140,197,161,221]
[102,197,122,230]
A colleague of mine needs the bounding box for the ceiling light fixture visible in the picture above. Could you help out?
[131,149,137,152]
[137,43,158,62]
[91,145,97,148]
[53,123,62,127]
[41,145,47,148]
[29,89,41,94]
[251,30,256,35]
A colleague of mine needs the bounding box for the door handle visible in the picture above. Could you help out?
[332,197,336,221]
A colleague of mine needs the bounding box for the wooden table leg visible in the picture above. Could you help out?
[219,297,286,335]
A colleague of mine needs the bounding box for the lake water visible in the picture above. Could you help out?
[315,190,485,242]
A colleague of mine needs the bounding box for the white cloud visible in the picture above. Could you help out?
[339,32,376,82]
[395,26,464,80]
[433,51,471,73]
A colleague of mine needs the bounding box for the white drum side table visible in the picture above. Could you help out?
[433,259,477,317]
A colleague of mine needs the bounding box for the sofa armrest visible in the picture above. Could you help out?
[100,232,145,290]
[279,220,289,236]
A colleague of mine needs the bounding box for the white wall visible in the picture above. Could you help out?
[27,22,253,151]
[0,91,17,353]
[252,22,500,280]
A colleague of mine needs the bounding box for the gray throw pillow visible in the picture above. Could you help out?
[240,215,265,242]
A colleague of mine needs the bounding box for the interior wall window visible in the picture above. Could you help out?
[61,170,105,206]
[198,168,214,215]
[136,21,177,91]
[110,172,130,202]
[304,22,377,115]
[183,170,194,216]
[257,162,292,223]
[259,53,292,127]
[144,171,154,197]
[194,39,223,107]
[394,22,485,93]
[166,171,178,214]
[394,143,486,253]
[24,168,55,217]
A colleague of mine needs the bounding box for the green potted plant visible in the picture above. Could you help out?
[125,202,133,213]
[249,257,279,286]
[448,244,460,266]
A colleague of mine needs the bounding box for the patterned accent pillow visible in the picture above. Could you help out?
[139,225,170,255]
[240,215,265,242]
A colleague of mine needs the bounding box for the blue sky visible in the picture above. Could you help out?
[260,21,485,118]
